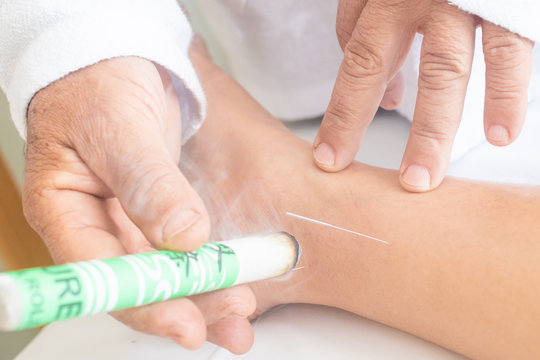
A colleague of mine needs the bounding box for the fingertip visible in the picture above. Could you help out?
[313,142,336,171]
[190,285,257,328]
[170,331,207,351]
[162,302,207,350]
[399,164,436,193]
[379,94,401,111]
[112,299,208,350]
[162,210,211,251]
[380,72,405,110]
[220,286,257,319]
[207,317,254,355]
[486,124,511,146]
[312,141,354,172]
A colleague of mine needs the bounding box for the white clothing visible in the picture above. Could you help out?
[0,0,205,141]
[196,0,539,159]
[0,0,538,157]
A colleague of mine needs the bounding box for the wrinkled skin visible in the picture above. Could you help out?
[314,0,534,192]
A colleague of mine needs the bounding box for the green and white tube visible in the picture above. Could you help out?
[0,232,300,331]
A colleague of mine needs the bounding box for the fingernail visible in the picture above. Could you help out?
[401,165,431,191]
[162,209,201,245]
[487,125,509,144]
[313,143,335,167]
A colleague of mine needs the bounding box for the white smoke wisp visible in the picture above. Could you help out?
[179,152,282,244]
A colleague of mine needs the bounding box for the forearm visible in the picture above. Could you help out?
[279,146,540,358]
[192,52,540,358]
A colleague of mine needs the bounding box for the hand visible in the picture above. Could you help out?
[313,0,534,192]
[23,57,256,353]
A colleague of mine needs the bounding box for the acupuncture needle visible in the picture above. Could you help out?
[285,211,390,245]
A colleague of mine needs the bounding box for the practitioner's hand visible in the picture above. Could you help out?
[22,57,256,354]
[314,0,534,192]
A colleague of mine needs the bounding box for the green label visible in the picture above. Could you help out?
[6,242,239,330]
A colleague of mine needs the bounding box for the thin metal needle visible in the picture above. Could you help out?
[285,211,390,245]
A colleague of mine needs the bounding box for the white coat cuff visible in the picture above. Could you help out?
[5,2,205,142]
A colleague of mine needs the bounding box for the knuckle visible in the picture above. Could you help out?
[336,27,352,49]
[124,163,178,213]
[483,32,531,69]
[324,104,362,135]
[410,120,454,150]
[485,81,526,103]
[482,35,531,105]
[420,49,471,90]
[104,75,163,124]
[342,40,385,81]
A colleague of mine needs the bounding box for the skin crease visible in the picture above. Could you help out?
[23,57,257,354]
[315,0,534,193]
[20,11,536,359]
[184,47,540,359]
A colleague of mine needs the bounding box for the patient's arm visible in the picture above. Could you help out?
[187,47,540,359]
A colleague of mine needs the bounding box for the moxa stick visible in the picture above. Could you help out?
[0,232,300,331]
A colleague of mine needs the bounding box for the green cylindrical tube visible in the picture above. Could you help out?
[0,232,299,331]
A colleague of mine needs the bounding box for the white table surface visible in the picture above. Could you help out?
[17,105,540,360]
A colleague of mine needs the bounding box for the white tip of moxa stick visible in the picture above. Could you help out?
[224,232,301,284]
[0,274,22,331]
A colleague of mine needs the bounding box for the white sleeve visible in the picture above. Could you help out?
[449,0,540,43]
[0,0,205,142]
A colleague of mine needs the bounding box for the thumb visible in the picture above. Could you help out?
[86,124,209,251]
[59,56,211,251]
[28,54,209,251]
[115,153,211,251]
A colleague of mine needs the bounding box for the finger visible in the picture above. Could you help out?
[104,198,154,254]
[78,104,209,251]
[23,184,126,263]
[24,185,197,346]
[113,298,207,350]
[482,21,534,146]
[207,317,255,355]
[190,285,256,325]
[41,199,207,349]
[314,2,415,171]
[27,193,208,349]
[23,122,135,262]
[105,143,209,251]
[336,0,368,49]
[399,7,476,192]
[23,184,208,350]
[380,71,405,110]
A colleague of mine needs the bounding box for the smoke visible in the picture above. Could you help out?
[179,151,282,243]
